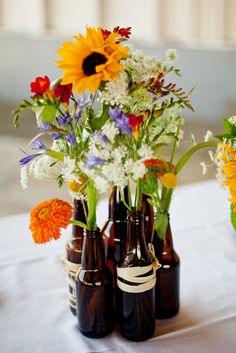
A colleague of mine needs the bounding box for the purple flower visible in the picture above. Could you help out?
[77,92,91,110]
[65,132,76,146]
[85,154,106,169]
[31,138,46,150]
[75,110,82,123]
[19,149,39,165]
[57,113,71,127]
[109,107,131,136]
[38,122,52,131]
[149,92,157,102]
[51,133,65,140]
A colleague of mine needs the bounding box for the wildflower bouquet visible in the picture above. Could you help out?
[14,25,214,242]
[209,116,236,230]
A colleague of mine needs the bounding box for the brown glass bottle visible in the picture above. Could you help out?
[142,193,155,245]
[152,215,180,319]
[101,186,128,284]
[117,210,155,342]
[65,198,87,315]
[76,229,114,338]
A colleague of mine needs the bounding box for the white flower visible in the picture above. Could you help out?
[190,134,197,146]
[138,144,154,159]
[165,49,178,63]
[101,75,128,107]
[20,166,29,190]
[102,121,119,143]
[228,116,236,125]
[61,157,76,182]
[200,162,207,175]
[204,130,213,142]
[125,159,146,180]
[208,150,215,162]
[111,146,128,163]
[124,49,162,84]
[31,155,63,181]
[101,163,128,188]
[94,175,110,194]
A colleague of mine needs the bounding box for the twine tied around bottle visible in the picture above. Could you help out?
[116,243,161,294]
[62,257,81,310]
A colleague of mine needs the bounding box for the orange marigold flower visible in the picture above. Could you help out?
[30,76,50,95]
[144,159,167,169]
[29,199,72,244]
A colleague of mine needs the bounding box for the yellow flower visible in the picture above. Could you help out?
[68,174,87,193]
[162,173,178,189]
[56,27,129,94]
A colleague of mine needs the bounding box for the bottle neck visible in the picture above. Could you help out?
[154,217,174,253]
[108,186,128,221]
[126,210,147,250]
[81,229,105,270]
[72,198,87,238]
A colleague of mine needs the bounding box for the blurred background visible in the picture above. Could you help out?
[1,0,235,216]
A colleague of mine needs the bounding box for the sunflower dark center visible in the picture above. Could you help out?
[82,52,107,76]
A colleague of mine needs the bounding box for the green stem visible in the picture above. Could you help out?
[169,117,182,169]
[127,180,132,208]
[86,179,98,230]
[135,179,142,211]
[81,198,88,223]
[119,187,132,211]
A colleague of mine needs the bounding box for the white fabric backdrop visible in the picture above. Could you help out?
[0,180,236,353]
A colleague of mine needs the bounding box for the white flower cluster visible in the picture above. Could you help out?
[124,49,162,85]
[80,121,155,194]
[20,155,64,190]
[150,104,184,146]
[100,75,129,107]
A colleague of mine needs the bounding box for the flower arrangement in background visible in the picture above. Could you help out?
[14,25,214,242]
[208,116,236,229]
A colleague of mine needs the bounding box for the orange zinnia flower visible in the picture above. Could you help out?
[29,199,73,244]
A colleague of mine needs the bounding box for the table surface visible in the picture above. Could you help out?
[1,180,236,353]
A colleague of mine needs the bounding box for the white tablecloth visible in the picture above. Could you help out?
[1,180,236,353]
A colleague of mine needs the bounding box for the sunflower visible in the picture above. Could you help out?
[55,26,129,94]
[29,199,72,244]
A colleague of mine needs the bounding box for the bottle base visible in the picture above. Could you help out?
[79,325,113,338]
[156,306,179,319]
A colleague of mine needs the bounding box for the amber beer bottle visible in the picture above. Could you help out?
[117,210,155,341]
[76,229,114,338]
[101,186,128,281]
[142,193,155,245]
[153,215,180,319]
[65,198,87,315]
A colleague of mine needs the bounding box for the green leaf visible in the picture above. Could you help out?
[231,205,236,230]
[222,118,236,136]
[33,104,56,125]
[44,149,64,162]
[88,104,109,131]
[141,169,158,196]
[154,212,168,239]
[70,220,88,230]
[57,174,64,188]
[175,141,217,174]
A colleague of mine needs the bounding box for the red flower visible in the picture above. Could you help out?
[30,76,50,95]
[113,26,131,39]
[144,159,175,179]
[101,28,111,40]
[144,159,167,169]
[128,114,143,129]
[51,82,72,104]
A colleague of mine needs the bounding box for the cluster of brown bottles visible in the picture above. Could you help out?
[68,188,180,339]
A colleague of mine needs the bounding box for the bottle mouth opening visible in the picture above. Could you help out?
[83,227,100,237]
[127,208,144,222]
